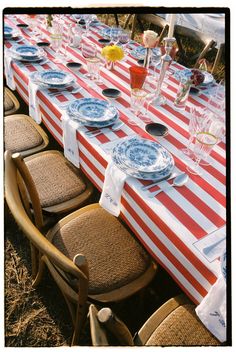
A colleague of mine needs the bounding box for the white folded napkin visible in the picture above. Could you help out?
[99,160,129,217]
[61,113,81,168]
[4,53,16,90]
[28,80,42,124]
[193,225,226,262]
[195,271,226,342]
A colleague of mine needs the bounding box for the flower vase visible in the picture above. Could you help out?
[106,60,115,71]
[174,79,191,110]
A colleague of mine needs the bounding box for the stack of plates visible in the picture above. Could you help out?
[112,136,175,180]
[67,98,119,127]
[31,70,75,89]
[4,25,20,39]
[10,45,46,62]
[130,46,161,60]
[174,68,214,87]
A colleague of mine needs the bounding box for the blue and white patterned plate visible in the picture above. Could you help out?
[36,70,75,87]
[174,68,214,86]
[70,112,119,127]
[67,98,119,122]
[221,251,226,281]
[130,46,161,60]
[10,50,47,62]
[11,45,44,58]
[112,136,175,180]
[117,137,174,173]
[4,25,14,38]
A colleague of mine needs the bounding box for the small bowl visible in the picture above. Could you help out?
[137,59,144,66]
[36,41,50,47]
[79,19,85,25]
[102,88,121,99]
[17,23,29,28]
[145,123,168,137]
[66,62,82,72]
[98,38,111,46]
[190,86,201,95]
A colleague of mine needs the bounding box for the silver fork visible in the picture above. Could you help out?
[141,172,178,191]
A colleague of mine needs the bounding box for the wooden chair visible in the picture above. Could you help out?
[8,150,94,221]
[89,294,221,346]
[4,150,157,345]
[4,114,49,157]
[4,87,20,116]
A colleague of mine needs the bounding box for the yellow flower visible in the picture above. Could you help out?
[101,45,124,62]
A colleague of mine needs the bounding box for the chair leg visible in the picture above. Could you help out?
[32,255,45,287]
[71,302,89,346]
[194,39,216,68]
[114,14,119,27]
[124,14,133,29]
[211,43,224,75]
[131,14,137,40]
[30,243,39,279]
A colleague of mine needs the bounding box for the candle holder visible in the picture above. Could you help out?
[152,37,176,106]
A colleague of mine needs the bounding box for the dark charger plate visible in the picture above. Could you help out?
[145,123,168,137]
[102,88,121,99]
[37,41,50,47]
[17,23,29,28]
[98,38,111,45]
[66,62,82,70]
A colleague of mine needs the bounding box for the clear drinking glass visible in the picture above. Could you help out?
[128,88,147,125]
[81,42,97,79]
[187,132,218,175]
[182,106,209,157]
[139,76,158,123]
[50,22,63,63]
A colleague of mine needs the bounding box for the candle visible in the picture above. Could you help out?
[168,14,176,38]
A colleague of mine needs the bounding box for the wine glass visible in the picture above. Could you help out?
[81,14,96,37]
[182,106,209,157]
[81,42,97,79]
[50,22,63,63]
[187,132,218,175]
[118,29,130,53]
[110,26,122,44]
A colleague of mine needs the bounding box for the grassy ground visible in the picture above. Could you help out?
[4,13,225,347]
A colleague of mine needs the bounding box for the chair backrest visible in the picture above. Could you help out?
[4,150,88,294]
[89,304,134,346]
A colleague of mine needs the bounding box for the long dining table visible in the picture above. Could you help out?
[4,13,226,305]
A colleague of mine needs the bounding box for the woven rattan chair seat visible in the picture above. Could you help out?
[146,304,220,346]
[51,207,151,294]
[4,88,20,115]
[26,152,86,207]
[5,115,43,153]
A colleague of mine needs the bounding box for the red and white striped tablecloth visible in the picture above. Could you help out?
[4,14,226,304]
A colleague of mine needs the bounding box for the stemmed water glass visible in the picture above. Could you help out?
[110,26,122,44]
[182,106,209,157]
[81,14,96,37]
[50,22,63,63]
[187,132,218,175]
